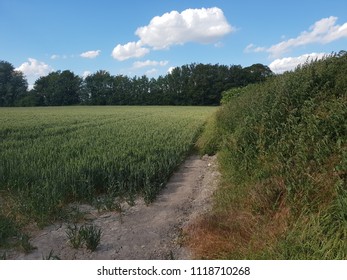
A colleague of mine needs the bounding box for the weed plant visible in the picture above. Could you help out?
[79,224,102,252]
[66,223,101,252]
[66,224,83,249]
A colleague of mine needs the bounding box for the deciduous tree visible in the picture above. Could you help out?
[0,60,28,106]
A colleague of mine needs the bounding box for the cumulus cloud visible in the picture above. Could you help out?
[268,17,347,57]
[112,7,234,60]
[112,41,150,61]
[15,58,54,89]
[16,58,53,78]
[246,16,347,58]
[132,60,168,69]
[80,50,101,58]
[269,53,326,73]
[136,7,234,50]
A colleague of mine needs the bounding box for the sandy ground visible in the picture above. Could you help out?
[4,154,219,260]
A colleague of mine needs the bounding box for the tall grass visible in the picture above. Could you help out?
[192,52,347,259]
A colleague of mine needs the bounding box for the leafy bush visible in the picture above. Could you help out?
[220,87,248,104]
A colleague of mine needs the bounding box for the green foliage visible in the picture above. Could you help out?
[220,87,245,104]
[199,52,347,259]
[66,224,83,249]
[34,70,81,106]
[277,180,347,259]
[78,63,272,106]
[66,223,102,252]
[79,224,102,252]
[0,60,28,106]
[1,58,273,107]
[0,214,18,246]
[196,114,221,155]
[0,213,35,253]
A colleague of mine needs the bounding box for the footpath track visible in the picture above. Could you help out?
[10,154,219,260]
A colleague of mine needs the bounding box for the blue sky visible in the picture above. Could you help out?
[1,0,347,87]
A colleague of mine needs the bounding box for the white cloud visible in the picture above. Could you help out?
[269,52,326,73]
[80,50,101,58]
[167,66,175,74]
[112,41,150,61]
[82,70,92,78]
[244,43,266,53]
[50,54,73,59]
[112,7,233,60]
[15,58,54,89]
[267,17,347,57]
[136,7,234,50]
[16,58,53,78]
[132,60,168,69]
[246,16,347,58]
[145,68,158,76]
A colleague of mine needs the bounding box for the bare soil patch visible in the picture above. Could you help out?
[4,154,219,260]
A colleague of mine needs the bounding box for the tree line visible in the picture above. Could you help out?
[0,60,273,107]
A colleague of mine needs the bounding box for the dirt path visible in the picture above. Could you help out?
[8,154,219,260]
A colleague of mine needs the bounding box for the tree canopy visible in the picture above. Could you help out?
[0,60,28,106]
[34,70,81,106]
[0,60,273,106]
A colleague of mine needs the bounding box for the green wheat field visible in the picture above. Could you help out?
[0,106,215,225]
